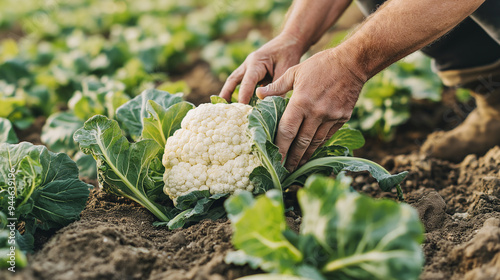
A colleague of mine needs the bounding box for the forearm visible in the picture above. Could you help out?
[281,0,353,53]
[335,0,485,82]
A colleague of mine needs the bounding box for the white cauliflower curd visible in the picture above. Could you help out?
[162,102,262,202]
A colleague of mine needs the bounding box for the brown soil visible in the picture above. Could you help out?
[5,188,259,280]
[388,147,500,280]
[7,136,500,280]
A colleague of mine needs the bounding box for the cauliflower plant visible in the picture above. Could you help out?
[162,103,262,202]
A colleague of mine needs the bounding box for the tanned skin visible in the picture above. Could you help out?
[220,0,485,171]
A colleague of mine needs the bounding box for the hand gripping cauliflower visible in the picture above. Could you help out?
[162,103,262,202]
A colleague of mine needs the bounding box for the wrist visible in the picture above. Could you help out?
[327,46,369,84]
[279,30,312,55]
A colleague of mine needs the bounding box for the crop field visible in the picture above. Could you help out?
[1,1,499,280]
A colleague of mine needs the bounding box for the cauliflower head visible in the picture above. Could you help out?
[162,102,262,202]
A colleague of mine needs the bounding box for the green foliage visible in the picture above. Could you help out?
[225,175,424,280]
[74,115,170,222]
[349,52,442,141]
[0,142,91,252]
[323,125,365,152]
[0,0,291,135]
[41,77,131,177]
[248,97,290,193]
[116,89,184,140]
[0,118,18,144]
[226,190,303,273]
[0,212,28,269]
[75,90,407,229]
[312,125,365,158]
[41,112,84,152]
[248,97,407,199]
[210,95,229,104]
[157,80,192,95]
[142,100,195,149]
[202,31,267,79]
[75,90,229,229]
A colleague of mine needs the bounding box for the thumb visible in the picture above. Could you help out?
[256,67,296,99]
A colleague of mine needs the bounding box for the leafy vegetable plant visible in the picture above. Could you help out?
[215,96,407,199]
[75,89,211,228]
[225,175,424,280]
[41,77,131,178]
[75,89,408,229]
[349,52,442,141]
[0,211,28,270]
[0,142,91,252]
[0,118,18,144]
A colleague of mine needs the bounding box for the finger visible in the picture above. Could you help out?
[284,116,323,172]
[275,103,304,164]
[220,66,245,102]
[256,66,296,99]
[238,65,267,104]
[298,121,337,166]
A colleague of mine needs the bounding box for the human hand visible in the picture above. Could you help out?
[219,33,307,104]
[256,48,365,171]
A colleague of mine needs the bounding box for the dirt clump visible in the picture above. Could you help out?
[412,190,447,232]
[378,146,500,279]
[451,218,500,280]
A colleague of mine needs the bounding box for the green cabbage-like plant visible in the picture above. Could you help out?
[75,90,408,229]
[225,175,424,280]
[0,142,91,253]
[0,118,18,144]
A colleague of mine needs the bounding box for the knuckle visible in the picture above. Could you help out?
[294,136,311,149]
[321,111,351,122]
[278,124,296,140]
[267,82,278,92]
[227,73,240,82]
[310,137,324,147]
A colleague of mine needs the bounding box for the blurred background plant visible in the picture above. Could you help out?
[0,0,461,175]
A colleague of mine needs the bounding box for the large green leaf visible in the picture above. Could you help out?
[283,157,407,200]
[248,97,289,192]
[104,90,130,119]
[142,100,194,148]
[249,96,287,143]
[210,95,229,104]
[116,89,183,140]
[0,118,18,144]
[225,175,424,280]
[163,191,228,229]
[298,175,424,279]
[310,145,349,160]
[0,96,25,119]
[0,60,30,84]
[74,151,97,179]
[41,112,84,153]
[69,91,106,121]
[74,115,170,222]
[0,142,91,232]
[323,125,365,152]
[225,190,303,273]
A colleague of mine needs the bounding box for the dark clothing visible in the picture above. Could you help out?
[356,0,500,71]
